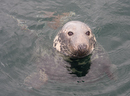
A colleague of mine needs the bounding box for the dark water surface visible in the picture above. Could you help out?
[0,0,130,96]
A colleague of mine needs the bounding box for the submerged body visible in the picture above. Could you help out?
[24,21,116,89]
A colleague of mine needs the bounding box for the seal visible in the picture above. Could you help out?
[24,21,117,89]
[53,21,96,58]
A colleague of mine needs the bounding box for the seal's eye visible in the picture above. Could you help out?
[85,31,90,36]
[68,31,73,36]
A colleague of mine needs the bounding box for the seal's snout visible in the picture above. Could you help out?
[71,44,88,58]
[78,44,87,52]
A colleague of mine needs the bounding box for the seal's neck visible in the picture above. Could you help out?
[64,55,92,77]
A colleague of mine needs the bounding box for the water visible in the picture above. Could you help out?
[0,0,130,96]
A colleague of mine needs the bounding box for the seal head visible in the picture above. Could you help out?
[53,21,96,58]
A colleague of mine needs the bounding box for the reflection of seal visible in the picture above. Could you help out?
[53,21,96,58]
